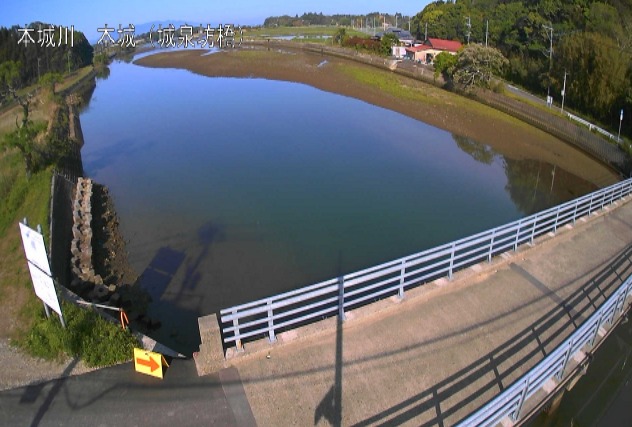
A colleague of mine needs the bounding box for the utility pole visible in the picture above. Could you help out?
[466,16,471,44]
[395,13,398,28]
[619,109,624,143]
[543,23,554,106]
[37,57,41,82]
[561,70,568,113]
[485,20,489,47]
[425,22,428,41]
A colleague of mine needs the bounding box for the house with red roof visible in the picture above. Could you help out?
[405,38,463,64]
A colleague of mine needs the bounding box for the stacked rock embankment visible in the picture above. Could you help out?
[68,177,120,306]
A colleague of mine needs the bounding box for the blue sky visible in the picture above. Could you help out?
[1,0,433,41]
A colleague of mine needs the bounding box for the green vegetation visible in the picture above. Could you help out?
[452,45,508,90]
[411,0,632,138]
[17,301,139,367]
[246,25,365,40]
[0,63,136,368]
[0,23,93,102]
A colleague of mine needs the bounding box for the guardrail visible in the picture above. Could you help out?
[567,112,621,143]
[220,178,632,349]
[456,273,632,426]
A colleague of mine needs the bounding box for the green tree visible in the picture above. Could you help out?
[39,72,63,95]
[453,44,508,90]
[380,33,399,56]
[555,32,630,121]
[0,60,21,102]
[434,51,457,80]
[333,28,346,45]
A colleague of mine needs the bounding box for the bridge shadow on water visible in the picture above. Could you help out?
[135,221,226,356]
[349,243,632,426]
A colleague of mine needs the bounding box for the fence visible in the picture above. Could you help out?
[456,272,632,426]
[566,112,621,143]
[476,91,628,174]
[219,178,632,349]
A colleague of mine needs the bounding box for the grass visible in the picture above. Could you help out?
[17,301,139,367]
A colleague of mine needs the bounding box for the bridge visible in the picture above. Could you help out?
[195,179,632,426]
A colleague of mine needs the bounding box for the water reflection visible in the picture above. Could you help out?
[452,134,597,215]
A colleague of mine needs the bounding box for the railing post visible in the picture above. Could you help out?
[514,220,522,251]
[530,215,537,245]
[513,377,531,421]
[553,207,560,234]
[557,340,573,380]
[267,300,276,343]
[398,260,405,300]
[338,276,346,322]
[448,242,456,279]
[488,229,496,263]
[588,193,594,215]
[232,309,243,352]
[572,202,578,225]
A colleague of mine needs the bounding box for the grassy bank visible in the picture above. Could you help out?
[246,25,366,40]
[0,68,140,367]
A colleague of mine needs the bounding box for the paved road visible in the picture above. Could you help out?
[0,358,255,427]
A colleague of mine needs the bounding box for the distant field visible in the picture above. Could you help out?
[245,25,367,40]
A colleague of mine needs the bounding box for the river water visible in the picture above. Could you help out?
[80,54,605,355]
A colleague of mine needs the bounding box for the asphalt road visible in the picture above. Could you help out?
[0,359,255,427]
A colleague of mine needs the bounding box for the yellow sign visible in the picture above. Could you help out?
[133,348,169,379]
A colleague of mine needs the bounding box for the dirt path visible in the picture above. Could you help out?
[135,47,618,187]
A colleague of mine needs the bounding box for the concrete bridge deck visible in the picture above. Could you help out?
[214,197,632,426]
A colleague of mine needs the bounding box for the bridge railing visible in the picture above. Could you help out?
[220,178,632,349]
[456,273,632,427]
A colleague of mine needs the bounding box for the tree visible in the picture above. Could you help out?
[333,28,346,46]
[1,119,44,178]
[40,72,63,95]
[0,60,21,103]
[380,33,399,56]
[452,45,508,90]
[433,51,457,80]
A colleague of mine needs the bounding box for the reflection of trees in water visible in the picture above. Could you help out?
[503,159,595,215]
[73,77,97,114]
[453,134,496,165]
[452,134,598,216]
[95,65,110,81]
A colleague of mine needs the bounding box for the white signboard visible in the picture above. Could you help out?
[26,261,62,316]
[19,222,51,275]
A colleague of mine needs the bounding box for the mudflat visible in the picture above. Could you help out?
[136,46,617,187]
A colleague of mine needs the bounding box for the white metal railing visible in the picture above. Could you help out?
[457,273,632,426]
[220,178,632,348]
[567,112,622,143]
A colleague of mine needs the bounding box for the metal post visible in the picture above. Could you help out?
[553,208,560,234]
[338,276,346,321]
[572,202,578,225]
[588,193,594,215]
[448,242,456,279]
[267,300,276,343]
[513,377,531,421]
[618,109,623,143]
[561,70,568,113]
[488,229,496,263]
[232,309,243,351]
[530,215,537,245]
[58,311,66,329]
[398,260,405,300]
[43,303,51,319]
[514,220,522,251]
[557,340,573,380]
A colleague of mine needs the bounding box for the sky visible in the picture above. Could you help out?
[1,0,434,41]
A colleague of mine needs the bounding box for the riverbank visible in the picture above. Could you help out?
[135,47,618,187]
